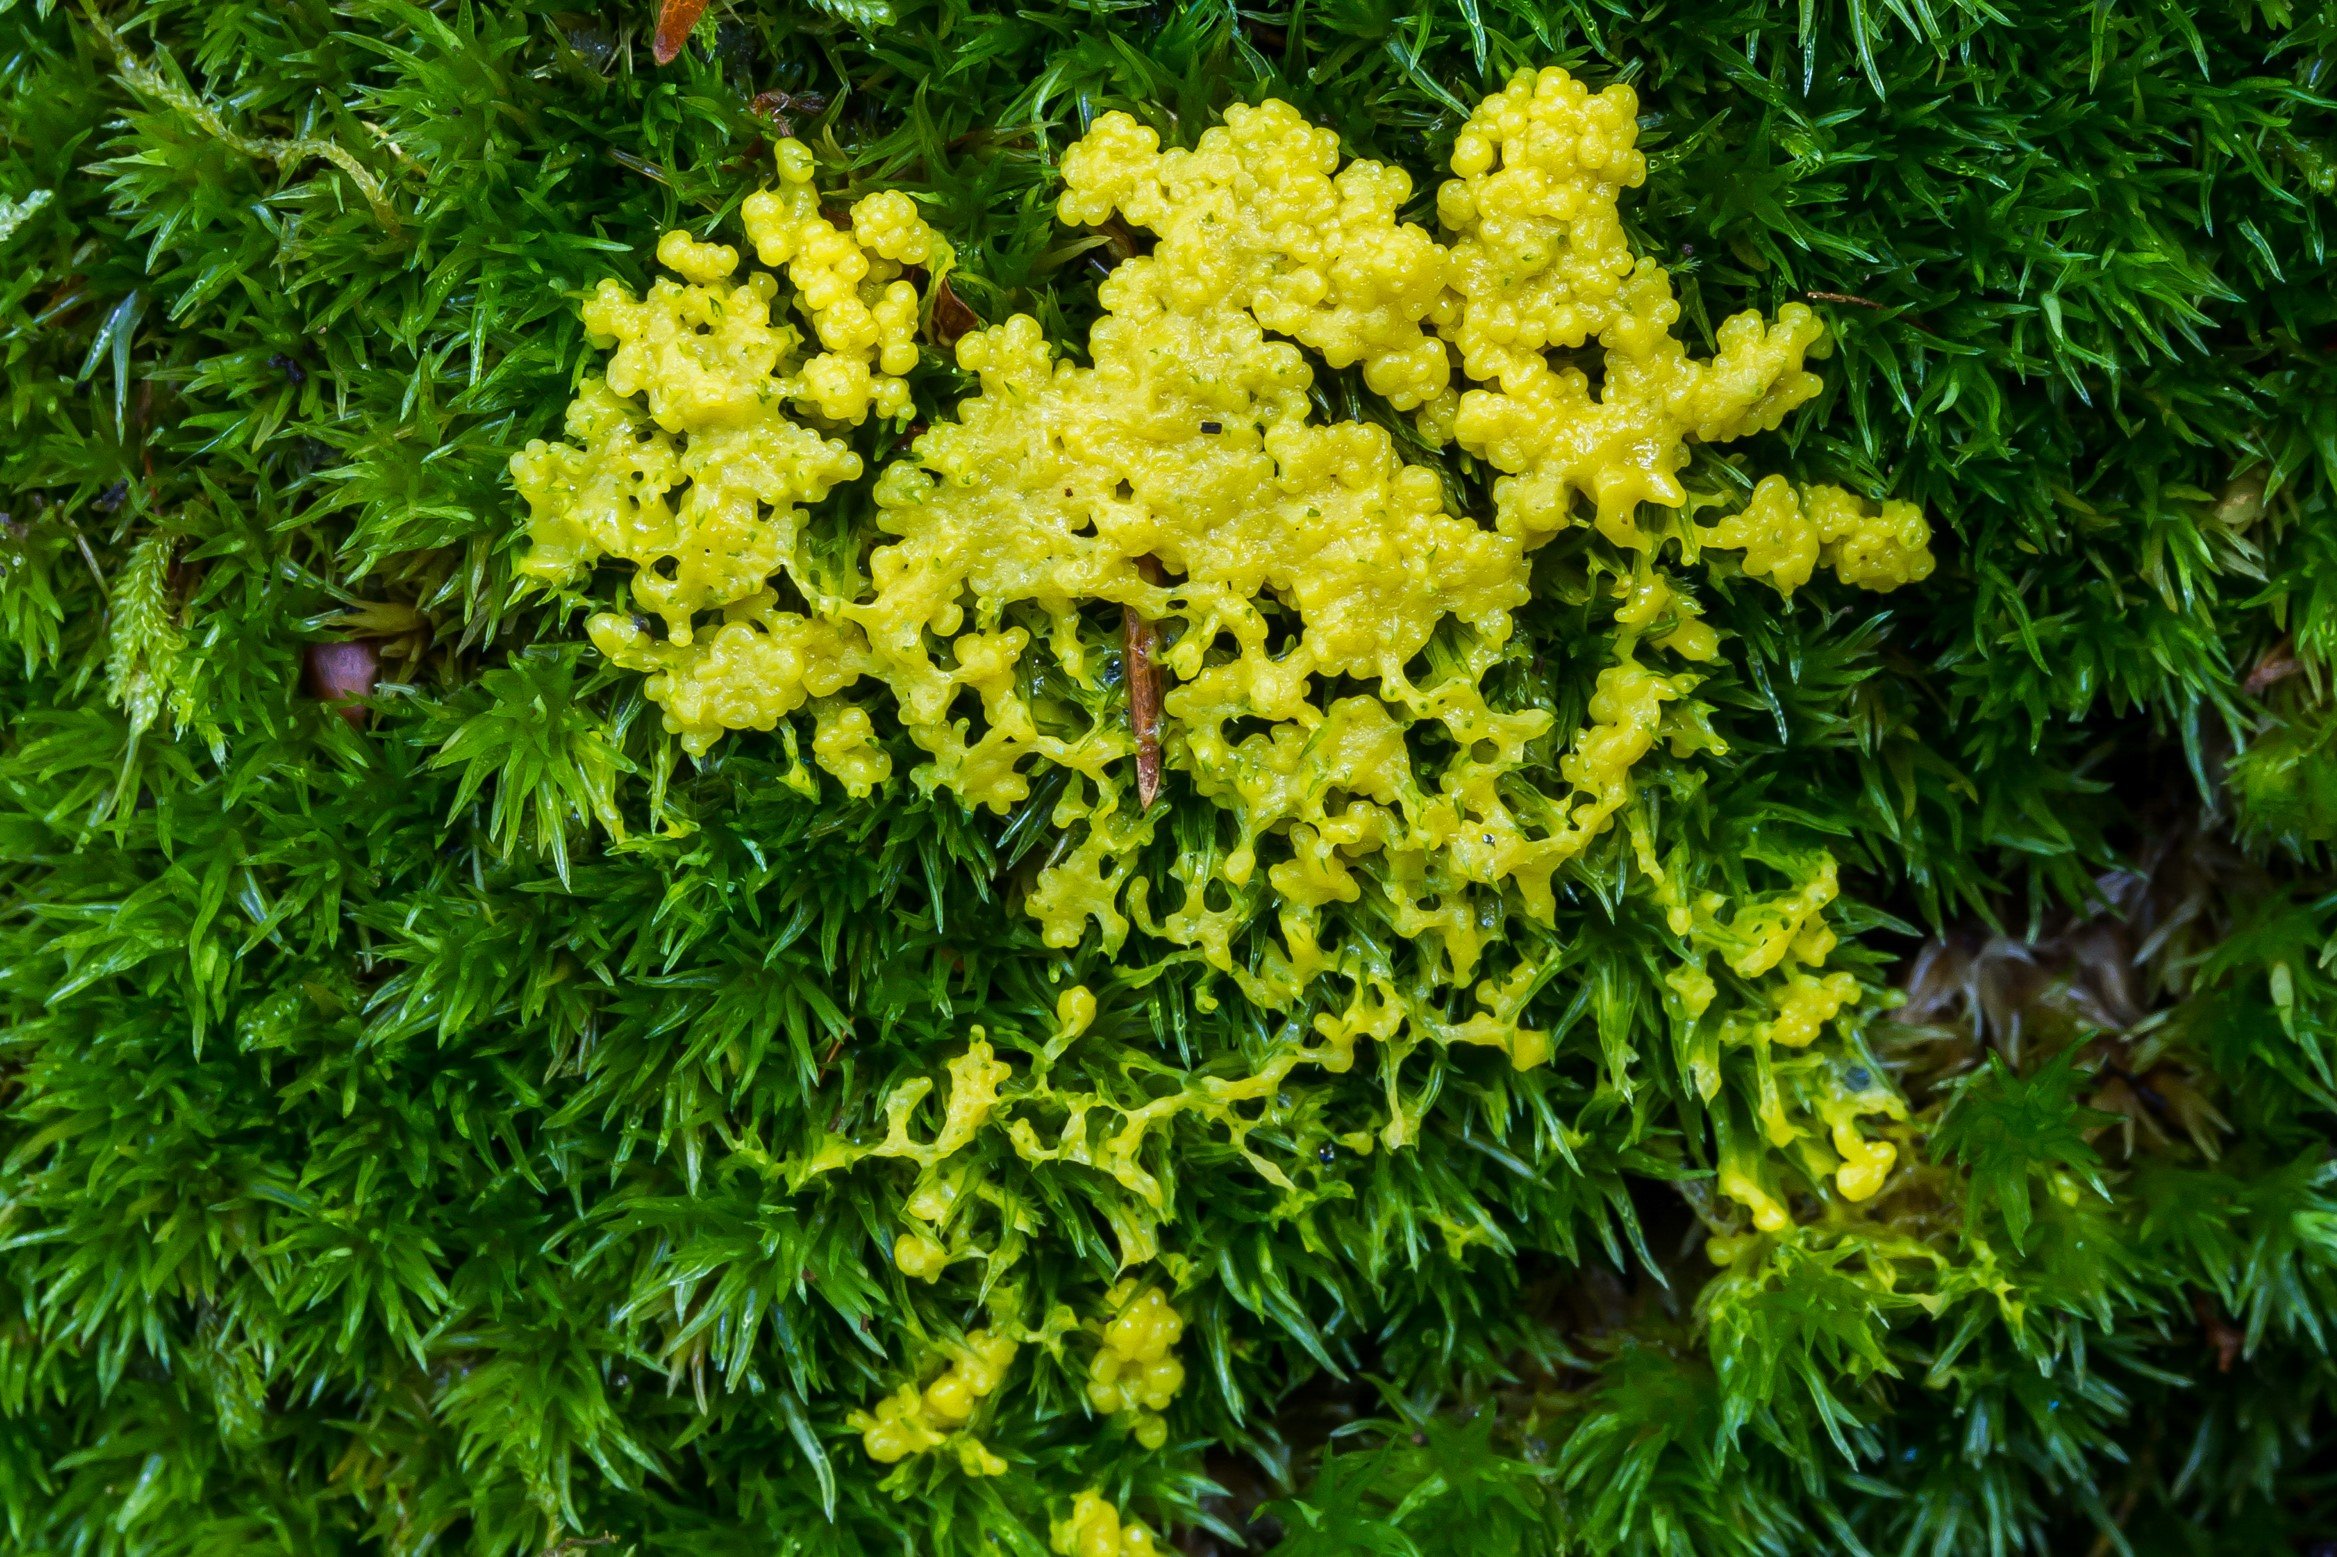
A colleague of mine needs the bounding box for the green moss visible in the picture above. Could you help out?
[1,1,2334,1553]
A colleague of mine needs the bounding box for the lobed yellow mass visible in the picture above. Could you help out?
[1084,1282,1186,1450]
[1052,1489,1164,1557]
[1058,99,1451,409]
[1702,475,1936,595]
[848,1327,1020,1476]
[518,71,1941,1350]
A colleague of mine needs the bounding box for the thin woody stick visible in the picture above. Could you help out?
[1124,557,1166,810]
[2245,635,2300,697]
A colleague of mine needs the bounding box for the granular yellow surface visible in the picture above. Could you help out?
[514,71,1940,1405]
[847,1326,1019,1476]
[1084,1281,1186,1450]
[1052,1489,1164,1557]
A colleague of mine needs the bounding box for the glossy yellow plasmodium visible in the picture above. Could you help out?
[509,137,950,785]
[1429,71,1815,551]
[1052,1490,1164,1557]
[1657,850,1910,1225]
[1084,1282,1186,1449]
[1058,99,1451,408]
[849,1327,1020,1476]
[1701,475,1936,595]
[794,1001,1356,1268]
[526,72,1935,1285]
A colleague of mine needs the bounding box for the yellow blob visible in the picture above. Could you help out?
[894,1229,949,1281]
[1086,1283,1186,1450]
[1055,985,1098,1038]
[817,1035,1004,1176]
[1815,1063,1908,1203]
[1432,69,1827,550]
[1719,1157,1791,1233]
[653,229,739,285]
[1759,971,1861,1050]
[1052,1490,1163,1557]
[1701,475,1935,595]
[1832,1127,1897,1202]
[521,80,1887,1089]
[512,139,947,760]
[741,140,941,419]
[848,1328,1019,1474]
[1060,102,1451,408]
[1706,856,1843,978]
[530,75,1942,1250]
[810,698,892,796]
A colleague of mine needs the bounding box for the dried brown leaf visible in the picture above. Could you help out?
[652,0,708,65]
[2245,635,2300,697]
[929,275,980,348]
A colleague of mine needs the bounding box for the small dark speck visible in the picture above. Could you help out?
[1200,420,1222,434]
[269,352,306,386]
[1845,1066,1872,1090]
[1318,1144,1337,1164]
[95,479,129,513]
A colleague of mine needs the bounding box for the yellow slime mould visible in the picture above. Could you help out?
[1760,971,1863,1051]
[740,140,933,421]
[1830,1120,1898,1203]
[799,1014,1381,1267]
[893,1229,949,1282]
[511,137,949,783]
[1719,1154,1793,1234]
[1058,101,1452,409]
[1432,69,1645,387]
[526,73,1941,1247]
[1701,474,1936,595]
[1054,985,1098,1045]
[1657,847,1904,1214]
[848,1327,1019,1476]
[520,80,1907,1051]
[1704,854,1844,978]
[1431,68,1827,550]
[1814,1063,1909,1203]
[1052,1489,1164,1557]
[1085,1282,1186,1450]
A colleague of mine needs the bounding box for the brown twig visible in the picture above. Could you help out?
[2192,1291,2243,1374]
[749,89,826,136]
[2244,635,2301,698]
[1125,557,1166,811]
[652,0,709,65]
[1803,289,1886,310]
